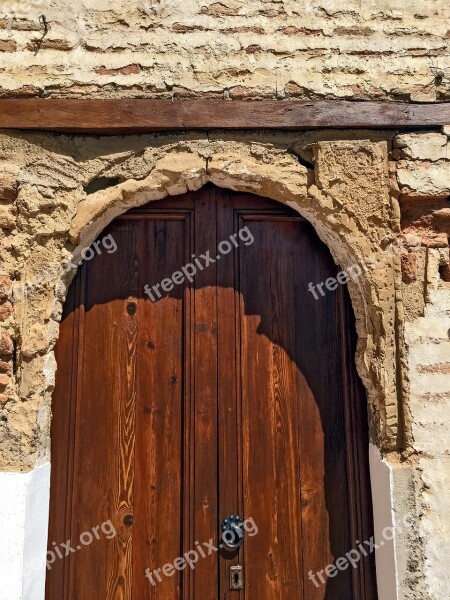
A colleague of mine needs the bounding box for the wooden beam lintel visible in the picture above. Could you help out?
[0,99,449,134]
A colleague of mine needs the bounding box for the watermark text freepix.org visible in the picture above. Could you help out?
[22,518,117,578]
[66,233,118,269]
[307,233,421,301]
[144,226,254,302]
[308,512,417,588]
[10,233,117,302]
[45,519,117,571]
[145,517,258,586]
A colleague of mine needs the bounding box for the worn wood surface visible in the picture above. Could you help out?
[1,99,449,133]
[47,185,377,599]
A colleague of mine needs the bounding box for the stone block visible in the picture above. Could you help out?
[397,161,450,199]
[394,133,449,162]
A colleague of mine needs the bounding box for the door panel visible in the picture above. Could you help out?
[47,185,377,600]
[67,220,139,600]
[133,216,189,599]
[190,195,219,599]
[238,218,309,599]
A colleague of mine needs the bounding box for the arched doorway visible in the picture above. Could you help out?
[46,184,377,599]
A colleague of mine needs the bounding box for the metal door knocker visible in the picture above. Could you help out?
[221,515,245,550]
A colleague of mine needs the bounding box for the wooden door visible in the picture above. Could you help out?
[46,184,377,599]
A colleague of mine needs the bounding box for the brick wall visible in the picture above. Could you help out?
[390,130,450,598]
[0,0,449,100]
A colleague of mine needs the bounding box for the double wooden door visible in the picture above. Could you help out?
[46,185,377,599]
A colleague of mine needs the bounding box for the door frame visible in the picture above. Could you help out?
[47,189,378,598]
[3,129,411,600]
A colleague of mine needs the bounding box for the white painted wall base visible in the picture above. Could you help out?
[0,451,418,600]
[0,463,50,600]
[370,444,399,600]
[369,444,419,600]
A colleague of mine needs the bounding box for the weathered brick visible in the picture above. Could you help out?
[0,301,12,321]
[0,276,12,300]
[284,81,308,97]
[172,24,207,33]
[222,26,265,34]
[412,231,448,248]
[401,252,417,283]
[0,373,10,390]
[0,332,13,356]
[201,3,240,16]
[0,175,18,202]
[26,39,74,52]
[334,26,375,36]
[0,205,16,229]
[0,39,16,52]
[0,17,43,32]
[245,45,261,54]
[228,86,272,99]
[0,360,11,375]
[95,64,142,76]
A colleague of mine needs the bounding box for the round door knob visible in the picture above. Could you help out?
[221,514,245,550]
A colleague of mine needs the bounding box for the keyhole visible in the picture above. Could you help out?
[230,566,243,591]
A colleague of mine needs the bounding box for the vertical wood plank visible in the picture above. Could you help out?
[338,284,379,600]
[68,220,138,599]
[191,189,219,600]
[238,216,304,600]
[45,271,81,600]
[133,216,187,600]
[216,190,243,600]
[293,222,353,600]
[106,222,139,600]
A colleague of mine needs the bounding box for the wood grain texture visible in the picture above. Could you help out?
[133,216,187,600]
[239,216,305,599]
[191,192,220,600]
[47,185,377,599]
[46,271,80,600]
[216,191,243,600]
[1,99,449,133]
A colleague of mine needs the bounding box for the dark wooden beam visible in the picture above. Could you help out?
[0,99,449,133]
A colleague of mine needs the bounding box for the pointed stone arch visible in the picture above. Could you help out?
[64,137,402,451]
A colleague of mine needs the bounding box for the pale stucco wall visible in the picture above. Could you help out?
[0,0,449,101]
